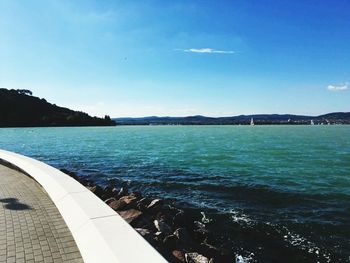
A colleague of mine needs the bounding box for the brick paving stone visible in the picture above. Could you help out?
[0,165,84,263]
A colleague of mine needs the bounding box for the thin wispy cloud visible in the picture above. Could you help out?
[327,83,348,92]
[177,48,236,54]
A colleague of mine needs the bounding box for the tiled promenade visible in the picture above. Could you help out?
[0,164,83,263]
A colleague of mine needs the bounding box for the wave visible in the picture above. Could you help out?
[61,166,350,262]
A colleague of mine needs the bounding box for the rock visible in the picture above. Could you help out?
[219,247,230,257]
[130,192,142,199]
[147,199,163,210]
[135,228,151,237]
[104,197,117,205]
[109,195,137,211]
[101,186,114,200]
[154,219,172,234]
[111,187,119,197]
[117,187,128,198]
[118,209,142,224]
[174,228,193,245]
[172,250,185,262]
[153,231,165,243]
[132,215,152,229]
[173,210,187,227]
[60,169,79,180]
[199,243,220,259]
[163,234,178,249]
[156,208,174,223]
[79,178,90,186]
[209,249,233,263]
[135,228,153,242]
[137,197,150,211]
[87,185,104,197]
[185,253,209,263]
[106,178,118,187]
[109,199,124,211]
[120,195,137,205]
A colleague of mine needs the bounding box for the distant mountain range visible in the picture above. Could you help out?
[114,112,350,125]
[1,88,348,127]
[0,88,116,127]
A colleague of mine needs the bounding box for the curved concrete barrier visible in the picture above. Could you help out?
[0,149,168,263]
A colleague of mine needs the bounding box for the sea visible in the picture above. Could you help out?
[0,125,349,262]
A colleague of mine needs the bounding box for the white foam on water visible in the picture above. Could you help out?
[235,253,255,263]
[200,211,211,223]
[281,228,332,263]
[236,255,245,263]
[229,209,253,224]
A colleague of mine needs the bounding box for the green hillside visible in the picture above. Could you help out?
[0,89,116,127]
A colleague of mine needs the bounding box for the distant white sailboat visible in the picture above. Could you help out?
[310,120,314,125]
[250,118,255,126]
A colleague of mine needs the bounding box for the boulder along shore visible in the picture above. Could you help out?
[60,169,236,263]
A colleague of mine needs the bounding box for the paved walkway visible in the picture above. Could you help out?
[0,164,84,263]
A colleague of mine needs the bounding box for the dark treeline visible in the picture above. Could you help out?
[0,88,116,127]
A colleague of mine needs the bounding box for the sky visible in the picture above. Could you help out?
[1,0,350,117]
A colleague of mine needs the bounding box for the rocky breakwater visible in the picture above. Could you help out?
[61,169,235,263]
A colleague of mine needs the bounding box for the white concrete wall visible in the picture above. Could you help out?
[0,149,168,263]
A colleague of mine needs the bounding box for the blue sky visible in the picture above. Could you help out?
[1,0,349,117]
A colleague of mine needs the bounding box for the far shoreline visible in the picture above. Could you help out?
[1,123,350,128]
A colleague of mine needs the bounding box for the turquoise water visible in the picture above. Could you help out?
[0,125,349,262]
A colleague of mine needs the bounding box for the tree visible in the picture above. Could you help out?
[16,89,33,96]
